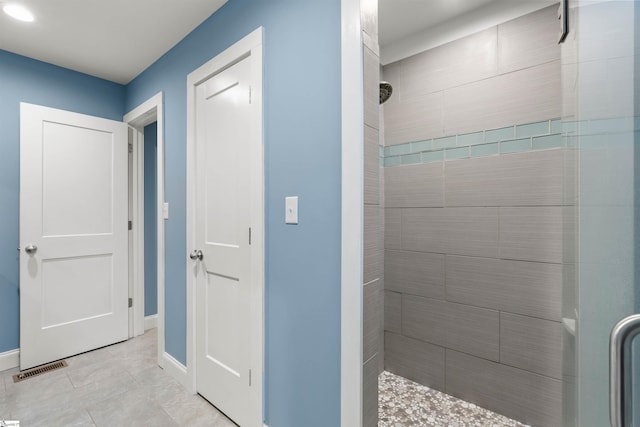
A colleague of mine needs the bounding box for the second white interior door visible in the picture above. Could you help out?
[194,55,253,426]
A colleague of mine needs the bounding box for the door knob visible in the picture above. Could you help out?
[25,245,37,255]
[189,250,203,261]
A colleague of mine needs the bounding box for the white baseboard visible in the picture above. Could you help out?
[162,352,191,391]
[144,314,158,331]
[0,349,19,372]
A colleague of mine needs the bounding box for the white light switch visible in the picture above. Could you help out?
[285,196,298,224]
[163,202,169,220]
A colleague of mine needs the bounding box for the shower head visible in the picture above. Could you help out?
[379,81,393,104]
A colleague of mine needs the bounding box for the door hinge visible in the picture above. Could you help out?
[128,298,133,308]
[249,86,252,104]
[128,142,133,153]
[128,220,132,230]
[249,227,252,245]
[249,369,252,386]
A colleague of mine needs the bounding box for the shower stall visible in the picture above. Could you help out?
[362,1,640,426]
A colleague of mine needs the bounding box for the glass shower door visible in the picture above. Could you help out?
[562,1,640,426]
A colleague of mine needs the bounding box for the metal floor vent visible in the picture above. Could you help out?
[12,360,67,383]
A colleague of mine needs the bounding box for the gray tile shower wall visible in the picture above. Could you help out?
[382,5,566,427]
[383,6,561,147]
[362,3,382,427]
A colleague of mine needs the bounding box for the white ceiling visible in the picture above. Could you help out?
[0,0,556,83]
[0,0,227,84]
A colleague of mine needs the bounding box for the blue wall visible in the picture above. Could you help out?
[0,50,125,354]
[125,1,342,425]
[144,122,158,317]
[0,0,342,424]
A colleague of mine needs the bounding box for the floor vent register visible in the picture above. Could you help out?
[12,360,68,383]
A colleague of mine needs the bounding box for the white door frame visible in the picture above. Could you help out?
[127,125,142,339]
[341,0,364,425]
[123,92,165,365]
[186,27,264,425]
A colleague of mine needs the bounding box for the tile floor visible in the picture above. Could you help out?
[378,371,529,427]
[0,328,235,427]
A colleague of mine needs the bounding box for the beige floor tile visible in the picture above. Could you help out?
[0,393,10,420]
[0,329,235,427]
[67,359,130,389]
[87,388,178,427]
[161,390,234,427]
[7,370,74,410]
[16,407,96,427]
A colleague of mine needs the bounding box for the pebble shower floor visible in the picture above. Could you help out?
[378,371,530,427]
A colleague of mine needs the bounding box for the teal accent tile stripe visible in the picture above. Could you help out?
[388,144,411,156]
[516,121,550,138]
[433,136,456,150]
[381,117,576,167]
[484,126,514,143]
[445,147,470,160]
[501,138,531,154]
[384,156,401,167]
[532,134,562,150]
[401,153,421,165]
[457,131,483,146]
[471,142,499,157]
[589,117,635,134]
[378,146,385,157]
[562,121,578,135]
[579,120,590,135]
[422,150,444,163]
[410,140,431,153]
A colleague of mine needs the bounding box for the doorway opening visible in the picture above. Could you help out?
[124,92,165,367]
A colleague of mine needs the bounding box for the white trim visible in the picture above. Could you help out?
[0,349,19,371]
[130,127,145,338]
[135,130,145,337]
[123,92,166,370]
[161,351,191,391]
[145,314,158,331]
[127,127,135,339]
[186,27,264,427]
[341,0,364,426]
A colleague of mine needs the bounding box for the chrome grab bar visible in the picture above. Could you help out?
[610,313,640,427]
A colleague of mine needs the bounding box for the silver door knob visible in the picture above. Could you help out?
[189,250,203,261]
[25,245,37,255]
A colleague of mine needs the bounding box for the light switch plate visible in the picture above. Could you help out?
[285,196,298,224]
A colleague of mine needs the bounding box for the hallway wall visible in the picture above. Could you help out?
[0,50,125,354]
[125,1,342,425]
[382,6,566,426]
[1,1,344,425]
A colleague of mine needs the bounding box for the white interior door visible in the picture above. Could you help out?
[20,103,128,370]
[194,56,254,426]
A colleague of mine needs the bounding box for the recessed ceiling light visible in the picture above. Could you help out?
[3,3,35,22]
